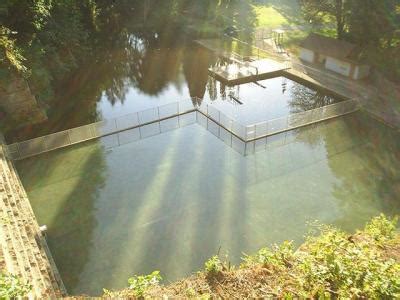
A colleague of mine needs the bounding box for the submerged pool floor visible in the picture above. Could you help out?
[16,112,400,295]
[203,76,343,126]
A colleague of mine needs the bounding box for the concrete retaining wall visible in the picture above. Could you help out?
[0,145,65,298]
[0,76,47,126]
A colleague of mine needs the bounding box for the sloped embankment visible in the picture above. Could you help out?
[107,215,400,298]
[0,146,65,298]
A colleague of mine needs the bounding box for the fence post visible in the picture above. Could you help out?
[42,136,49,152]
[177,102,181,127]
[218,111,221,137]
[15,143,21,160]
[67,129,72,145]
[157,107,161,133]
[206,105,209,130]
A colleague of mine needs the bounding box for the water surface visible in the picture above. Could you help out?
[16,112,400,295]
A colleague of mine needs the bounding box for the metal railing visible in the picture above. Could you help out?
[6,98,360,160]
[243,98,360,141]
[7,101,196,160]
[195,98,360,156]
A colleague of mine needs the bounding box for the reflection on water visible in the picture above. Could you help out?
[202,76,343,125]
[16,112,400,295]
[5,0,339,142]
[16,142,106,290]
[6,0,256,142]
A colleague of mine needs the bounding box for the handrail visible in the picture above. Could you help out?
[6,97,360,160]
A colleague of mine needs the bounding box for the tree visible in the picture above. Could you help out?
[299,0,400,80]
[347,0,400,48]
[299,0,349,39]
[345,0,400,79]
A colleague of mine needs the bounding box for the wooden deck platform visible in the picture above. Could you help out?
[209,58,290,85]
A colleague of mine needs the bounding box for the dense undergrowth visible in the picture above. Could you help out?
[104,214,400,299]
[0,273,31,298]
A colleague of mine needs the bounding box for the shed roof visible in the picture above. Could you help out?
[300,33,360,62]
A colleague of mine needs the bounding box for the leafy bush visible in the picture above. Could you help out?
[297,224,400,298]
[243,241,294,268]
[0,273,31,298]
[126,271,162,298]
[107,215,400,298]
[365,213,398,242]
[204,255,223,274]
[241,215,400,298]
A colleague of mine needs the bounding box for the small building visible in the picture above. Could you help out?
[299,33,370,80]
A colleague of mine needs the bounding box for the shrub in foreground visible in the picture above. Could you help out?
[105,214,400,298]
[0,273,31,298]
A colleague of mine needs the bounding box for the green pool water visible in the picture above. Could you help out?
[16,112,400,295]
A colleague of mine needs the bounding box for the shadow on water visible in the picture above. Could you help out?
[323,113,400,230]
[130,126,219,280]
[16,141,107,292]
[186,131,231,274]
[16,111,400,295]
[290,110,400,231]
[105,124,194,283]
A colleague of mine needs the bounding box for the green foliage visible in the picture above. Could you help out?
[127,271,162,298]
[253,5,289,28]
[242,215,400,298]
[0,273,31,298]
[299,0,349,38]
[296,221,400,298]
[107,215,399,298]
[185,287,196,297]
[299,0,400,79]
[243,241,295,268]
[0,26,27,76]
[31,0,52,30]
[204,255,223,274]
[365,213,398,242]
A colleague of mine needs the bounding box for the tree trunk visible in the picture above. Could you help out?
[337,18,344,39]
[335,0,345,39]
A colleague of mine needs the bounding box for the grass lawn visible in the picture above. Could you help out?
[251,2,339,55]
[253,6,289,28]
[252,2,309,54]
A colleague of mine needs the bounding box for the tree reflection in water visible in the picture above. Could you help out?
[7,0,256,142]
[289,82,338,114]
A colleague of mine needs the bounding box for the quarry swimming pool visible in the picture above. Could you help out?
[16,111,400,295]
[5,32,396,296]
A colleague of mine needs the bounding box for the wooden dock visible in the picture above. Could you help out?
[209,58,290,85]
[195,39,290,85]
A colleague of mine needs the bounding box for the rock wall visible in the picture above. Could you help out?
[0,75,47,126]
[0,145,66,298]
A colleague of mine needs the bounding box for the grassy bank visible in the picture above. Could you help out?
[104,215,400,299]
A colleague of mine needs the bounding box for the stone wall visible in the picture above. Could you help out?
[0,145,66,297]
[0,75,47,126]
